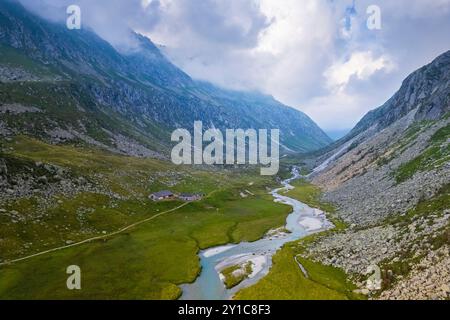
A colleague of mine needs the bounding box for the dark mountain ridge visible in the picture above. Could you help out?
[0,0,332,156]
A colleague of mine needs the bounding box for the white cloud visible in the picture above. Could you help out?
[124,0,450,132]
[325,51,395,92]
[18,0,450,132]
[302,92,368,131]
[255,0,333,55]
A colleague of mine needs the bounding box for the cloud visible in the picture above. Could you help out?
[17,0,450,132]
[141,0,270,48]
[145,0,450,131]
[325,51,395,92]
[18,0,163,48]
[302,91,369,131]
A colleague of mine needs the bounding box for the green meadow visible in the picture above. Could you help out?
[234,245,362,300]
[234,180,363,300]
[0,137,363,300]
[0,137,292,299]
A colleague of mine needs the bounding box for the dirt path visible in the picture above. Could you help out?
[0,191,217,267]
[294,255,310,279]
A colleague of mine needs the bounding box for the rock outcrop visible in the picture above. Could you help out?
[307,50,450,300]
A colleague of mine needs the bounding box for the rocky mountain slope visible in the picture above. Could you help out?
[305,50,450,300]
[0,0,331,157]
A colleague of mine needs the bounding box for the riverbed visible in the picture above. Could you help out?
[180,168,333,300]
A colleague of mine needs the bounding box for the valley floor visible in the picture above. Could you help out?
[1,128,449,300]
[234,180,363,300]
[0,137,293,299]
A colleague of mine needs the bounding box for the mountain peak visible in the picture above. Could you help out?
[346,49,450,140]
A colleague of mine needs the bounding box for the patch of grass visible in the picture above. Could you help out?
[234,245,363,300]
[221,262,253,289]
[285,180,334,213]
[0,45,58,77]
[386,184,450,226]
[376,156,391,167]
[376,121,434,169]
[347,142,359,152]
[395,146,439,183]
[394,124,450,184]
[431,124,450,143]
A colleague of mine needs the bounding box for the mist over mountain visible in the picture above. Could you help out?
[0,0,332,157]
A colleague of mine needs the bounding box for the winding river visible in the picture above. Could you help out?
[180,168,333,300]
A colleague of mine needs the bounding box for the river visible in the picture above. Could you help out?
[180,168,333,300]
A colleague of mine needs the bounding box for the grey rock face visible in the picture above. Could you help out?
[314,114,449,226]
[306,51,450,300]
[346,50,450,141]
[0,66,41,82]
[379,246,450,300]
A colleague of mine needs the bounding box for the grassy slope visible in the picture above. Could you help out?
[0,45,57,77]
[235,181,362,300]
[394,123,450,183]
[0,137,292,299]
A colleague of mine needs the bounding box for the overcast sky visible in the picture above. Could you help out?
[19,0,450,137]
